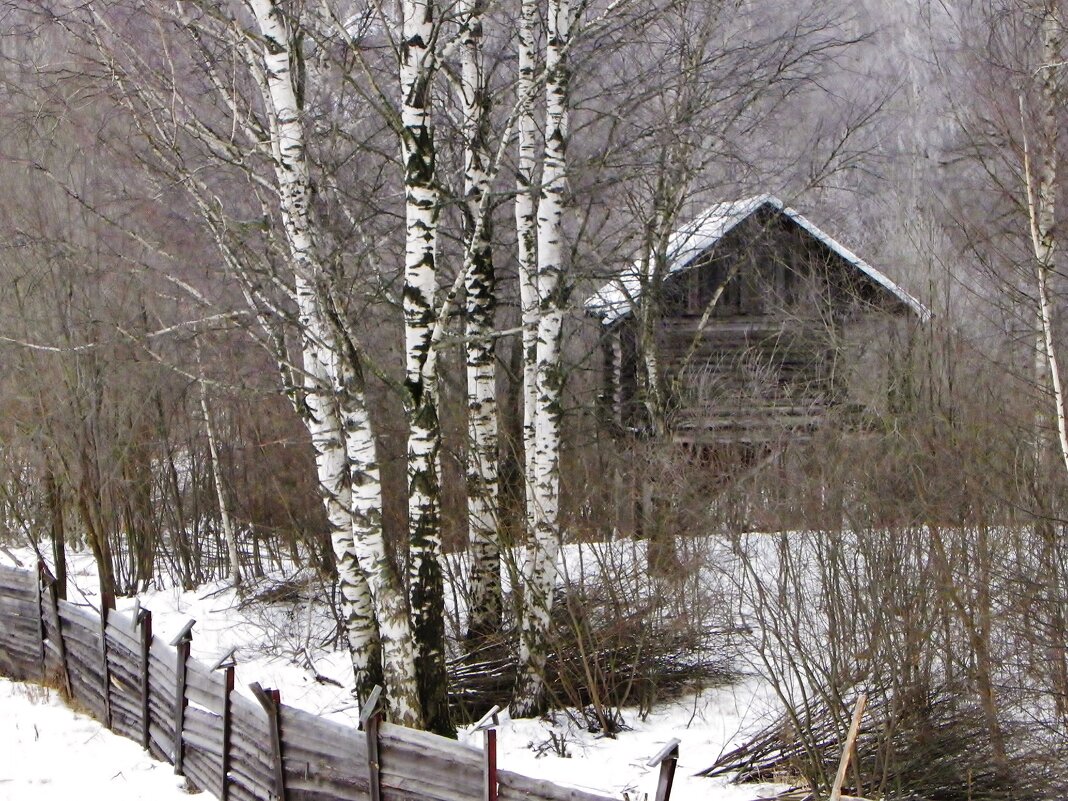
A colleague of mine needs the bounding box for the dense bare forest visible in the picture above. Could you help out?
[1,0,1067,797]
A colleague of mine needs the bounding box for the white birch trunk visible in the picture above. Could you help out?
[514,0,570,717]
[1022,10,1068,725]
[635,244,668,438]
[1024,2,1068,480]
[198,380,241,588]
[338,354,422,725]
[399,0,451,736]
[459,0,502,641]
[516,0,541,544]
[316,359,386,706]
[246,0,410,714]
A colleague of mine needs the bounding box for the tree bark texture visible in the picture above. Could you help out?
[399,0,452,736]
[459,0,502,642]
[515,0,570,717]
[516,0,541,550]
[246,0,423,722]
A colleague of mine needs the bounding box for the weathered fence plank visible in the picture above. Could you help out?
[0,566,34,594]
[185,660,225,714]
[498,772,618,801]
[228,751,274,801]
[184,706,223,747]
[285,777,365,801]
[228,730,275,781]
[0,566,622,801]
[184,752,216,797]
[228,780,268,801]
[105,617,141,656]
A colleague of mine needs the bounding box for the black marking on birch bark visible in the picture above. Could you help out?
[410,522,452,737]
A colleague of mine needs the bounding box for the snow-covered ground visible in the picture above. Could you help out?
[0,677,209,801]
[0,547,785,801]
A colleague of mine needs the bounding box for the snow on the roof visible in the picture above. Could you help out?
[584,194,930,324]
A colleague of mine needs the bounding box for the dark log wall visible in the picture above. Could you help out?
[607,210,910,442]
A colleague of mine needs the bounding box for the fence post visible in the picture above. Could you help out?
[359,685,384,801]
[646,738,680,801]
[251,682,287,801]
[99,604,113,729]
[34,561,46,677]
[39,564,71,698]
[170,619,195,774]
[472,705,502,801]
[137,608,153,750]
[211,648,237,801]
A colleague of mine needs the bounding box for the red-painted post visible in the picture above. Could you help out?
[472,705,502,801]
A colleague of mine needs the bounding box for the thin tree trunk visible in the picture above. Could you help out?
[1023,2,1068,479]
[516,0,541,549]
[1022,1,1068,726]
[337,351,421,720]
[515,0,570,717]
[399,0,452,736]
[928,526,1006,767]
[78,454,116,606]
[45,466,67,600]
[246,0,400,716]
[198,379,241,589]
[460,0,502,642]
[632,240,661,434]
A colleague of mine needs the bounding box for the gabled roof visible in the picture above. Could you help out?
[584,194,930,325]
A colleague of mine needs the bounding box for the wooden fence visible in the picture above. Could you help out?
[0,563,619,801]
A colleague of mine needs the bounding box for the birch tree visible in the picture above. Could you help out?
[1018,0,1068,724]
[514,0,571,717]
[1021,0,1068,479]
[398,0,452,735]
[244,0,425,723]
[906,0,1068,729]
[48,0,430,722]
[196,352,241,589]
[458,0,503,642]
[515,0,542,561]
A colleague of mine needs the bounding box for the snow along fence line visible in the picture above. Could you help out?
[0,563,617,801]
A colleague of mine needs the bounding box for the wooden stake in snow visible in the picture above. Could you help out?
[647,738,680,801]
[829,693,868,801]
[360,684,384,801]
[99,604,112,730]
[136,607,152,750]
[211,647,237,801]
[169,619,195,775]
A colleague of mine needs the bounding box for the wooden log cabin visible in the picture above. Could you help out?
[585,195,929,447]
